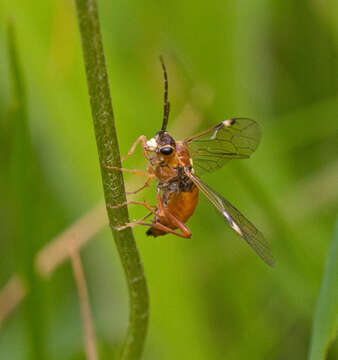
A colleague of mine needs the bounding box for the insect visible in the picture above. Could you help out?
[105,57,274,267]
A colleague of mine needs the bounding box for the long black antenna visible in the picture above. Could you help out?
[159,56,170,131]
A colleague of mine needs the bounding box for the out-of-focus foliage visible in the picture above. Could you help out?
[0,0,337,359]
[308,219,338,360]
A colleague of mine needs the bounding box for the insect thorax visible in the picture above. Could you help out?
[159,167,195,203]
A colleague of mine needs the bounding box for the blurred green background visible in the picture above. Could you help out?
[0,0,337,359]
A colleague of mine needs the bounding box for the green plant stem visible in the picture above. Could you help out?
[74,1,149,359]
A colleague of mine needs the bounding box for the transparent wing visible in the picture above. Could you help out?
[187,172,275,267]
[185,118,261,174]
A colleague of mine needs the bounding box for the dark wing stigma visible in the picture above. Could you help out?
[185,118,261,175]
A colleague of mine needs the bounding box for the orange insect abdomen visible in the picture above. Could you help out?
[166,185,199,225]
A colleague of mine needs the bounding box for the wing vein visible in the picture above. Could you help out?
[186,171,275,267]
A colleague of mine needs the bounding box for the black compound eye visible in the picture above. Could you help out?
[160,146,174,155]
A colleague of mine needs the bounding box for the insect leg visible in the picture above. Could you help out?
[150,219,192,238]
[154,190,192,238]
[115,219,191,238]
[126,175,155,195]
[113,213,154,231]
[101,164,149,177]
[121,135,150,162]
[108,200,156,215]
[126,165,156,195]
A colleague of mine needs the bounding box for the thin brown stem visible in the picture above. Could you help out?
[0,275,26,328]
[70,250,98,360]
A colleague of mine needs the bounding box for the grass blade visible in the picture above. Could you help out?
[308,218,338,360]
[6,19,47,360]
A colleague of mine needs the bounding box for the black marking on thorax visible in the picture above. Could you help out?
[158,166,194,200]
[176,167,194,192]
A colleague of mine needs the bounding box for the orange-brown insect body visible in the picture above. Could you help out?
[105,57,274,266]
[147,137,198,237]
